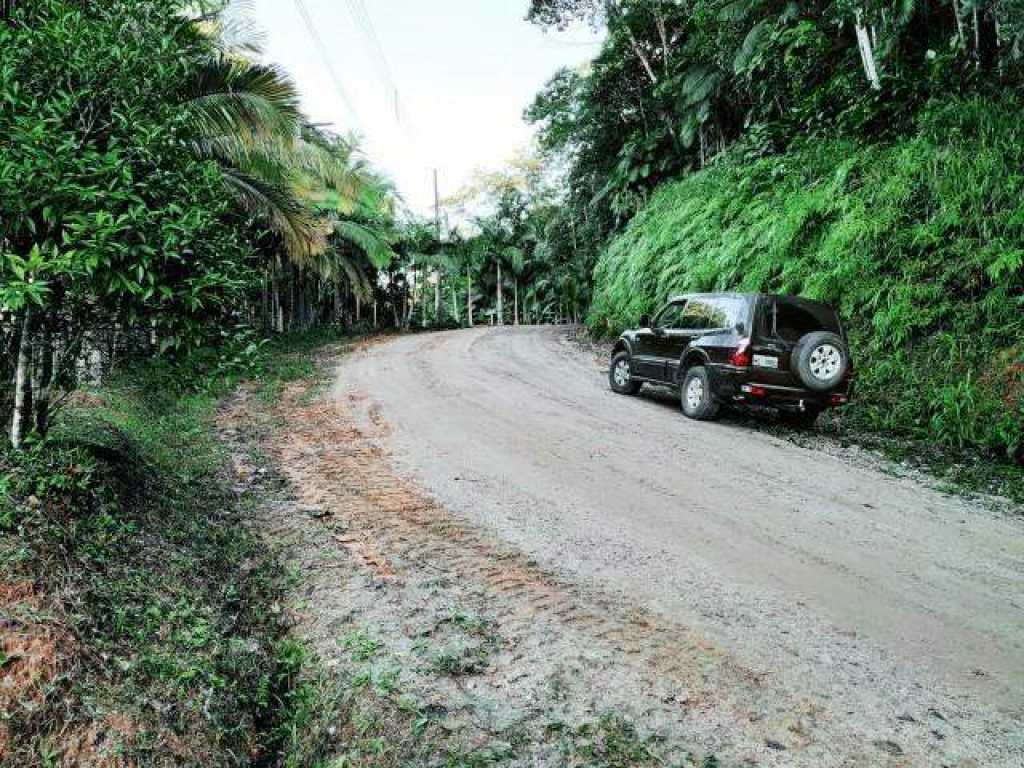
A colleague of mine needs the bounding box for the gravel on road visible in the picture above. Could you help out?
[331,326,1024,767]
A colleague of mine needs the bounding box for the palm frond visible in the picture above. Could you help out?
[504,246,525,273]
[182,56,302,149]
[335,255,375,302]
[221,167,325,260]
[334,220,396,269]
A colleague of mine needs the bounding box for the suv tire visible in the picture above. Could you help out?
[609,351,641,395]
[792,331,849,392]
[680,366,720,421]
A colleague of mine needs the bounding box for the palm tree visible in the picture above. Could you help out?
[182,10,398,329]
[504,246,525,325]
[183,2,397,260]
[182,54,362,259]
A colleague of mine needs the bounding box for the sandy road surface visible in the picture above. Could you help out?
[334,326,1024,766]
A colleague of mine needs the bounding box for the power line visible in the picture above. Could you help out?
[345,0,396,97]
[342,0,428,198]
[292,0,362,131]
[343,0,412,133]
[298,0,434,215]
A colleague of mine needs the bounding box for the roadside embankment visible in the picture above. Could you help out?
[589,97,1024,478]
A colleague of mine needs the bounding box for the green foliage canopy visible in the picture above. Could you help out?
[0,0,255,350]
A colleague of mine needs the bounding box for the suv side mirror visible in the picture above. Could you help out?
[639,314,651,328]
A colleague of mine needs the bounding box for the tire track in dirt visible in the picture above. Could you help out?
[233,362,918,768]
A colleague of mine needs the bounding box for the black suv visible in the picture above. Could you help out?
[608,293,852,425]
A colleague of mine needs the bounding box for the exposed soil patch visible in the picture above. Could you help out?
[0,582,73,758]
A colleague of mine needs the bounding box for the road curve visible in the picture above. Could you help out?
[337,326,1024,765]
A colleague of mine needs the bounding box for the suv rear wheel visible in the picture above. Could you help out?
[609,351,641,395]
[680,367,720,421]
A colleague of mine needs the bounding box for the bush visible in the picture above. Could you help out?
[589,96,1024,461]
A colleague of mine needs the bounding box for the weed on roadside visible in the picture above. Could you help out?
[546,713,705,768]
[418,608,502,678]
[341,629,385,662]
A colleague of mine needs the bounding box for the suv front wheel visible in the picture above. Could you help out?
[609,351,642,395]
[680,367,720,421]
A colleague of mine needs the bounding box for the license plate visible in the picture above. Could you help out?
[752,354,778,369]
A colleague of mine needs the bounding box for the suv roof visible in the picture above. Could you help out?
[664,292,834,305]
[664,291,755,303]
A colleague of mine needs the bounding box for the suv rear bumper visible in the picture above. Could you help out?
[709,364,852,411]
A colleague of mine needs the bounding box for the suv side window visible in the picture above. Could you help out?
[654,301,686,329]
[677,299,717,330]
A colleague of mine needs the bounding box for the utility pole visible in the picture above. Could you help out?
[433,169,442,321]
[433,169,441,239]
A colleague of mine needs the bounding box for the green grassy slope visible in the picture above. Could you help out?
[0,336,336,767]
[589,97,1024,462]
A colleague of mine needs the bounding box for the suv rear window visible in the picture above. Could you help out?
[758,297,841,342]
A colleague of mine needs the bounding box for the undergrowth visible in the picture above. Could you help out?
[589,96,1024,477]
[0,329,354,766]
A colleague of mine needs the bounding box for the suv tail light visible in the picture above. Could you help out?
[729,339,752,367]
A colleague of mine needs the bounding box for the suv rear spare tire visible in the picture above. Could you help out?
[792,331,849,392]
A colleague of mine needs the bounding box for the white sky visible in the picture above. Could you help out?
[244,0,603,217]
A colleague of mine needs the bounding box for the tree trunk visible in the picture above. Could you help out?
[404,282,412,329]
[451,285,458,325]
[262,272,270,331]
[422,272,428,329]
[467,267,473,326]
[513,278,519,325]
[372,301,377,328]
[434,270,441,323]
[34,319,54,437]
[288,269,296,331]
[625,27,658,85]
[953,0,966,51]
[854,10,882,90]
[10,307,33,449]
[496,259,503,325]
[272,278,282,333]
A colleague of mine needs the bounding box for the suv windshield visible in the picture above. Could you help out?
[758,297,841,342]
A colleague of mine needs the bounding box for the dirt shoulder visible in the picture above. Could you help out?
[218,341,712,767]
[220,332,1023,768]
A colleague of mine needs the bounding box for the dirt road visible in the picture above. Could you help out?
[332,326,1023,766]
